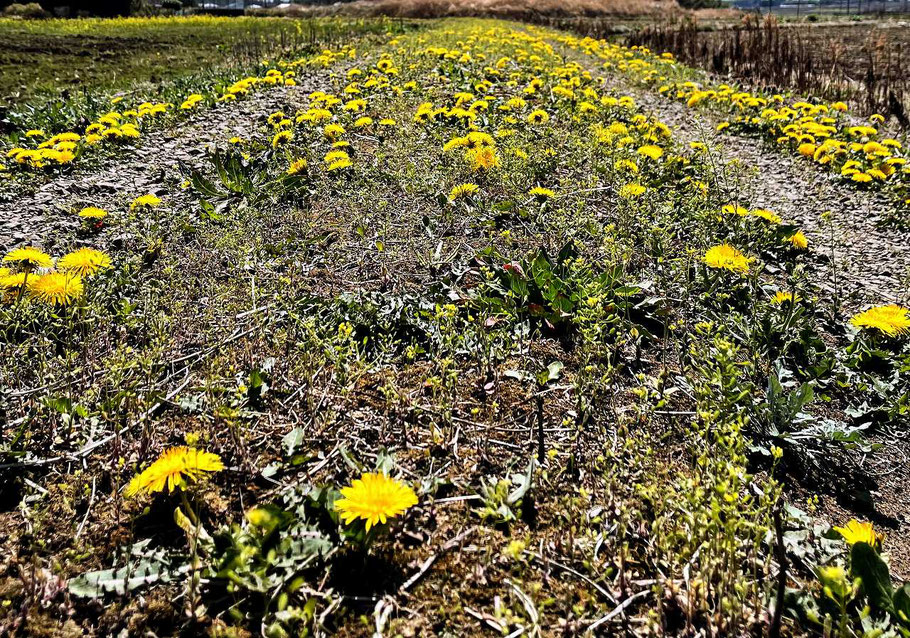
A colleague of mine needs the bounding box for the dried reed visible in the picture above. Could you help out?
[626,14,909,125]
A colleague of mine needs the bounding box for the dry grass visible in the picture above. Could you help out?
[627,14,910,125]
[259,0,680,20]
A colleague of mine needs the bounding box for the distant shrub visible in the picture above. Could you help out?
[1,2,51,18]
[677,0,723,7]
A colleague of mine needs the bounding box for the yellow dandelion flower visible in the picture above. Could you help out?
[78,206,108,220]
[704,244,753,274]
[323,123,346,140]
[614,158,638,173]
[29,272,84,306]
[722,204,748,217]
[327,158,352,172]
[465,146,500,172]
[287,158,307,175]
[324,150,349,164]
[637,144,664,160]
[850,305,910,337]
[343,98,367,113]
[578,101,597,114]
[443,137,468,152]
[119,124,140,139]
[527,109,549,125]
[619,183,646,198]
[450,183,479,199]
[3,247,53,270]
[528,186,555,199]
[57,248,112,278]
[125,446,224,498]
[0,272,30,292]
[771,291,800,304]
[334,472,418,531]
[131,194,161,210]
[180,94,204,110]
[788,231,808,250]
[834,519,883,549]
[750,209,782,224]
[465,131,495,149]
[272,130,293,148]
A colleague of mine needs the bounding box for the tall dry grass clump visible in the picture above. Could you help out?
[627,14,910,125]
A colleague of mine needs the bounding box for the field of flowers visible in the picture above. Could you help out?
[1,15,909,637]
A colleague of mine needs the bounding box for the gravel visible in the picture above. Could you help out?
[0,76,323,254]
[628,88,910,311]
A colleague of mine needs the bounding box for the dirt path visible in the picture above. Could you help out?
[541,36,910,576]
[545,27,909,311]
[628,89,910,312]
[0,76,323,253]
[605,69,910,577]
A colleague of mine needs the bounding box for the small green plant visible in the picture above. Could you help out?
[476,459,537,526]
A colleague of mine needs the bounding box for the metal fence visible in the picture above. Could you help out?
[731,0,910,14]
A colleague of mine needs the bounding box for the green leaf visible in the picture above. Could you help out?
[555,240,578,266]
[247,368,269,401]
[507,458,537,505]
[282,427,305,456]
[68,541,174,598]
[536,360,564,387]
[614,285,642,297]
[893,583,910,625]
[69,564,164,598]
[199,198,220,221]
[851,541,893,612]
[246,503,293,534]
